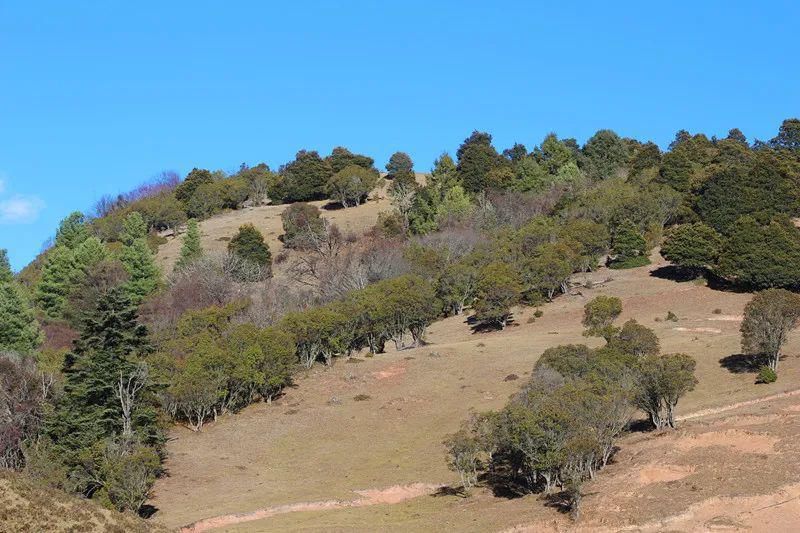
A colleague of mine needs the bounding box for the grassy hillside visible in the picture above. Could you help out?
[149,250,800,531]
[0,471,167,533]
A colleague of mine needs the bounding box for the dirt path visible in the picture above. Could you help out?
[677,387,800,421]
[179,483,444,532]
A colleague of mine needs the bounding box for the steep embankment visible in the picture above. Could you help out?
[149,251,800,531]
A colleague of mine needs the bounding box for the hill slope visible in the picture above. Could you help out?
[0,471,167,533]
[148,252,800,531]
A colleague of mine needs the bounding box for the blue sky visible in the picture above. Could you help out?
[1,1,798,270]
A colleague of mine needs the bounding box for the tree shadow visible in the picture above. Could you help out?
[626,418,655,433]
[719,353,769,374]
[321,201,346,211]
[467,314,517,333]
[542,491,573,514]
[139,504,159,519]
[431,485,469,498]
[649,265,703,283]
[478,471,530,499]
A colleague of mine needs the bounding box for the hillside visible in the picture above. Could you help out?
[148,250,800,531]
[0,470,166,533]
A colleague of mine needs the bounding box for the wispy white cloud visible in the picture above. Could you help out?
[0,194,45,224]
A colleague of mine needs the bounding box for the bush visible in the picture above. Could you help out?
[228,224,272,274]
[608,255,650,269]
[757,365,778,384]
[281,203,325,249]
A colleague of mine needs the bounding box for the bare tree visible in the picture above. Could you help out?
[117,363,149,439]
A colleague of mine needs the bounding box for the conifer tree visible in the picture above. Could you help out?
[120,237,160,304]
[0,249,42,352]
[46,287,159,492]
[121,211,148,245]
[175,218,203,270]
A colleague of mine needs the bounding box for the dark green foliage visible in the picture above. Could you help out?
[174,168,214,203]
[611,219,647,265]
[770,118,800,150]
[717,217,800,289]
[326,146,375,174]
[657,149,694,192]
[275,150,333,202]
[582,130,628,179]
[456,131,507,193]
[385,151,414,180]
[727,128,748,146]
[46,288,161,503]
[695,155,799,233]
[661,223,723,274]
[228,224,272,271]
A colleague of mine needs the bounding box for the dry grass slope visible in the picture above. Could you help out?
[0,470,167,533]
[148,249,800,532]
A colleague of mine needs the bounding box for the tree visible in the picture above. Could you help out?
[582,296,622,342]
[582,130,628,180]
[726,128,748,146]
[740,289,800,372]
[175,168,214,203]
[120,237,160,303]
[326,146,374,174]
[120,212,147,245]
[436,262,478,316]
[281,203,325,249]
[524,243,574,301]
[324,165,379,207]
[657,149,694,192]
[611,219,647,266]
[385,152,414,180]
[456,131,506,193]
[228,224,272,274]
[275,150,333,202]
[175,218,203,270]
[388,172,419,221]
[538,133,574,174]
[46,288,160,498]
[428,152,459,191]
[444,428,482,489]
[696,156,799,233]
[55,211,90,249]
[473,262,523,329]
[611,319,660,357]
[0,250,42,353]
[634,353,697,429]
[717,217,800,289]
[769,118,800,150]
[661,223,723,276]
[560,220,609,272]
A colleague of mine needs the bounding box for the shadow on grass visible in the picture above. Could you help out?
[719,353,769,374]
[467,314,517,334]
[431,485,469,498]
[139,504,159,519]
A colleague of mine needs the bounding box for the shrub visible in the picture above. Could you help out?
[324,165,379,208]
[228,224,272,275]
[281,203,325,249]
[756,365,778,384]
[608,255,650,269]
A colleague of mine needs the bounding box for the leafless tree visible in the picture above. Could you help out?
[116,363,149,439]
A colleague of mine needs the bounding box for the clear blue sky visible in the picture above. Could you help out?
[1,1,798,270]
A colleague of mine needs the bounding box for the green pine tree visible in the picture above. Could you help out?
[46,287,159,487]
[0,249,42,352]
[121,212,148,245]
[54,211,90,249]
[120,238,160,303]
[36,246,77,318]
[175,219,203,270]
